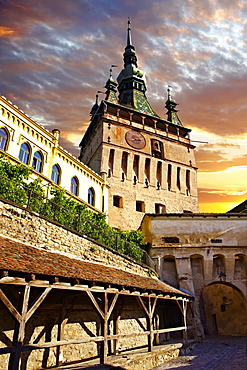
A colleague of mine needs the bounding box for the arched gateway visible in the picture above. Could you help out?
[201,282,247,336]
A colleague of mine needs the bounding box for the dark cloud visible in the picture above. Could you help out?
[0,0,246,210]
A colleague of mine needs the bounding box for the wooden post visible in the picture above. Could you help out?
[182,300,188,344]
[100,292,108,364]
[188,300,198,342]
[154,311,160,345]
[86,290,118,365]
[56,305,67,367]
[113,301,124,355]
[136,295,157,353]
[12,286,30,370]
[0,286,52,370]
[56,295,78,366]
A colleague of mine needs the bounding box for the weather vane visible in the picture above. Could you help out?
[110,64,118,78]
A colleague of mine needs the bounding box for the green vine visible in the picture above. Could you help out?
[0,156,147,262]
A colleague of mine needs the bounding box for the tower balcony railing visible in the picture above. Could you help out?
[0,174,154,269]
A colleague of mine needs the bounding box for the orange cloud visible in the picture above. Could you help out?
[195,148,247,172]
[0,26,15,36]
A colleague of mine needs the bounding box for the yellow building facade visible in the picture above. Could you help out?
[0,95,108,214]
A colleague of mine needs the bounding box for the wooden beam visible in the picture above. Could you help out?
[22,336,105,351]
[107,293,119,320]
[175,300,183,314]
[135,296,149,317]
[151,297,157,317]
[0,270,8,278]
[0,346,16,355]
[26,288,51,322]
[0,289,21,323]
[86,290,105,319]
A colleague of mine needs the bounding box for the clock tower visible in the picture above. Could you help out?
[79,21,199,230]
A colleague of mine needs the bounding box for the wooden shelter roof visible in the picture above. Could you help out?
[0,235,188,296]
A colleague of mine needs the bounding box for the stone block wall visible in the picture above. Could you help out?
[0,296,151,370]
[0,198,153,277]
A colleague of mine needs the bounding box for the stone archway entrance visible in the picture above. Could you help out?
[201,282,247,336]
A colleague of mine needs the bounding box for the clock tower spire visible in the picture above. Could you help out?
[79,21,199,230]
[117,19,157,116]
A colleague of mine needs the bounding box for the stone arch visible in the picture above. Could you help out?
[200,282,247,336]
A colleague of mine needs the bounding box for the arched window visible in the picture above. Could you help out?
[32,151,43,172]
[19,142,30,164]
[88,187,95,206]
[71,176,79,196]
[0,128,8,151]
[51,164,60,185]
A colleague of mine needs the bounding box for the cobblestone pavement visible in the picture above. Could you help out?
[152,336,247,370]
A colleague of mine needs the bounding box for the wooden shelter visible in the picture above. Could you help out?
[0,235,196,370]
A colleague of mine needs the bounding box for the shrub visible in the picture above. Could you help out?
[0,156,147,261]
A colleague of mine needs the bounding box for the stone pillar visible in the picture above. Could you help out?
[225,257,235,282]
[138,155,145,184]
[101,146,110,174]
[149,158,157,188]
[204,257,213,282]
[113,149,122,179]
[127,152,134,181]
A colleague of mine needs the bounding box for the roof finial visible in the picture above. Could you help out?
[110,64,118,78]
[127,17,132,46]
[167,85,172,100]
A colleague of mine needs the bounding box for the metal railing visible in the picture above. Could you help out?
[0,175,154,268]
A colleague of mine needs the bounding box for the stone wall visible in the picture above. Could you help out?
[142,214,247,336]
[0,199,165,369]
[0,198,153,277]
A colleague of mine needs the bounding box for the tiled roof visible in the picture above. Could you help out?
[145,213,247,218]
[0,235,187,296]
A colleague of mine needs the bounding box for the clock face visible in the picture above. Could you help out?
[125,130,146,149]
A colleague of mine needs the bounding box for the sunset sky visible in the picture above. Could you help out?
[1,0,247,213]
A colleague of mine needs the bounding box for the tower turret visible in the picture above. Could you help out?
[90,94,99,119]
[105,67,118,103]
[165,86,182,126]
